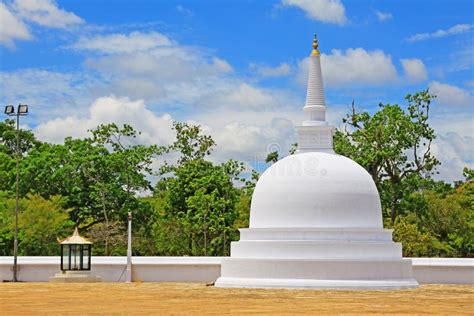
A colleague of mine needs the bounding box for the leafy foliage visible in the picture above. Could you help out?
[155,123,244,256]
[265,151,279,164]
[334,91,439,223]
[0,119,41,192]
[0,193,73,256]
[392,178,473,257]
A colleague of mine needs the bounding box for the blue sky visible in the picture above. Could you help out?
[0,0,473,182]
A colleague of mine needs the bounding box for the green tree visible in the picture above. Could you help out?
[163,121,215,165]
[0,191,15,255]
[18,194,74,255]
[392,171,473,257]
[87,124,161,254]
[392,214,434,257]
[18,124,161,255]
[265,151,279,164]
[0,119,41,192]
[334,91,439,223]
[0,192,73,256]
[0,119,41,156]
[149,190,190,256]
[155,122,244,256]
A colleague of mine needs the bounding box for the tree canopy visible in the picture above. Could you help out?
[334,91,439,223]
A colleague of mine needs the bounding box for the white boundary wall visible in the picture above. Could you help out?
[0,257,472,284]
[411,258,474,284]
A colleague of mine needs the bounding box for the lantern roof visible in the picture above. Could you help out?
[60,227,92,244]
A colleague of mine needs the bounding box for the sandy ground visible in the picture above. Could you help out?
[0,283,472,315]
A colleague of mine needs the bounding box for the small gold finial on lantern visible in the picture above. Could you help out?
[311,34,320,56]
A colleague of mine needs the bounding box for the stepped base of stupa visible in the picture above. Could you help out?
[215,228,419,289]
[50,271,102,283]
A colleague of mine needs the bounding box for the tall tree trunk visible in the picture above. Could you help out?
[188,232,193,255]
[391,193,397,225]
[222,229,226,256]
[222,213,226,256]
[101,190,109,256]
[203,211,208,256]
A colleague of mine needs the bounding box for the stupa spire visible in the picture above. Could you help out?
[296,34,334,153]
[303,33,326,125]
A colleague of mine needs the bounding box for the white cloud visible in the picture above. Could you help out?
[69,31,240,106]
[212,57,234,73]
[0,2,31,48]
[375,11,392,22]
[13,0,84,29]
[0,0,83,47]
[198,83,287,110]
[298,48,398,86]
[1,30,275,122]
[429,81,473,108]
[465,80,474,87]
[33,95,299,168]
[406,23,473,42]
[448,43,474,72]
[193,103,351,163]
[0,69,98,120]
[401,58,428,83]
[428,84,473,182]
[432,132,474,183]
[194,110,300,163]
[215,119,296,161]
[35,96,175,145]
[176,5,193,16]
[71,32,173,54]
[83,50,235,105]
[249,62,291,77]
[281,0,347,25]
[431,113,473,139]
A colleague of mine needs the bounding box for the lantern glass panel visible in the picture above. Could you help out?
[83,246,90,270]
[72,245,81,270]
[62,245,70,270]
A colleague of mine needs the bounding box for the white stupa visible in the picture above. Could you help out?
[215,35,418,289]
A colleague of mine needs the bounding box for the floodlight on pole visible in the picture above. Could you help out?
[4,105,14,115]
[18,104,28,114]
[3,103,28,282]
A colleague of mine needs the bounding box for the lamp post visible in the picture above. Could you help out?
[4,104,28,282]
[126,212,132,283]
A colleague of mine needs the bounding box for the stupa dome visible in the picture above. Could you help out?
[250,152,383,229]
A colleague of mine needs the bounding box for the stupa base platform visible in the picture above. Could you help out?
[215,258,419,290]
[215,277,419,289]
[49,271,102,283]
